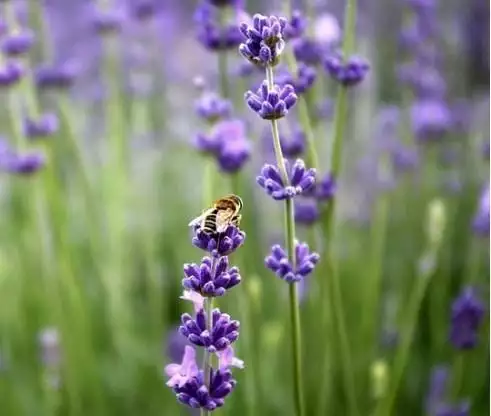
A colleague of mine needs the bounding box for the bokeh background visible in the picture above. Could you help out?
[0,0,489,415]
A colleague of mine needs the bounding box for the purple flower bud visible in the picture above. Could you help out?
[245,81,297,120]
[130,0,156,20]
[257,159,316,201]
[172,368,236,410]
[24,113,59,139]
[292,37,325,66]
[0,140,45,175]
[183,256,241,297]
[179,308,240,353]
[265,241,320,282]
[324,53,370,87]
[450,287,485,350]
[1,30,35,56]
[411,99,452,141]
[0,61,24,88]
[194,92,232,123]
[239,14,287,67]
[276,63,317,95]
[284,10,307,39]
[34,64,77,90]
[192,225,245,258]
[316,172,336,201]
[294,199,319,226]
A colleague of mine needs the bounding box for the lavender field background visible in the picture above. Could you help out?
[0,0,489,415]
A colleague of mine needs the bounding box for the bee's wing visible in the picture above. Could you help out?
[215,209,234,233]
[188,208,213,228]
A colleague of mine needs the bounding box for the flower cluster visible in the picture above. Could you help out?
[323,53,370,87]
[165,225,245,411]
[0,138,45,175]
[276,63,317,95]
[239,14,287,67]
[450,287,485,350]
[245,81,297,120]
[24,113,59,139]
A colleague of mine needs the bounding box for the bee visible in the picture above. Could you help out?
[188,194,243,235]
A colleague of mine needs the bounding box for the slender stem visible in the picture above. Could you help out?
[267,63,304,416]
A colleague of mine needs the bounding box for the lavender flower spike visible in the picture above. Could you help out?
[24,113,59,139]
[165,345,199,388]
[183,256,241,297]
[173,368,236,411]
[1,30,35,56]
[192,225,245,257]
[324,53,370,87]
[265,241,320,282]
[239,14,287,67]
[245,81,297,120]
[0,61,24,88]
[450,287,485,349]
[179,308,240,353]
[257,159,316,200]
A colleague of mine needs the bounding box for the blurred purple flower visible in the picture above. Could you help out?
[34,64,77,90]
[434,402,470,416]
[0,61,24,87]
[294,199,320,226]
[284,10,306,39]
[238,14,287,67]
[1,30,34,56]
[172,368,236,411]
[183,256,241,297]
[316,172,336,201]
[91,7,124,34]
[450,287,485,350]
[245,81,297,120]
[276,63,317,94]
[425,365,449,415]
[390,143,419,172]
[292,37,325,66]
[194,92,232,123]
[257,159,316,201]
[411,99,452,140]
[130,0,157,20]
[192,225,246,258]
[265,241,320,283]
[179,308,240,353]
[166,329,191,364]
[316,98,334,119]
[472,184,489,236]
[398,63,446,99]
[24,113,59,139]
[0,139,45,175]
[264,126,305,158]
[324,53,370,87]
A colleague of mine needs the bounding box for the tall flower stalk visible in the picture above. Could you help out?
[239,14,319,416]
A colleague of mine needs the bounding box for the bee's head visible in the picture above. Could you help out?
[216,194,243,211]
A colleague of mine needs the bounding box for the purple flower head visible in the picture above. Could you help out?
[435,401,470,416]
[192,225,246,258]
[91,8,124,34]
[257,159,316,200]
[472,184,489,236]
[183,256,241,297]
[1,30,34,56]
[450,287,485,349]
[0,140,45,175]
[316,98,334,119]
[276,63,317,94]
[195,3,244,51]
[398,63,446,99]
[316,172,336,201]
[179,308,240,353]
[284,10,307,39]
[216,346,244,370]
[294,199,320,226]
[411,99,452,141]
[425,365,449,414]
[173,368,236,411]
[324,53,370,87]
[265,241,320,283]
[264,126,305,158]
[245,81,297,120]
[390,143,419,172]
[239,14,287,67]
[0,61,23,88]
[165,345,199,388]
[34,64,77,90]
[292,37,325,66]
[24,113,59,139]
[195,92,232,123]
[214,120,250,173]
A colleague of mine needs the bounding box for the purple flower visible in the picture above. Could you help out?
[390,143,419,172]
[316,98,334,119]
[316,172,336,201]
[1,30,35,56]
[0,61,24,88]
[245,81,297,120]
[194,92,232,123]
[276,63,317,94]
[192,225,246,258]
[165,345,199,388]
[239,14,287,67]
[0,141,45,175]
[472,184,489,236]
[265,241,320,283]
[324,53,370,87]
[183,256,241,297]
[425,365,449,414]
[217,346,244,370]
[434,402,470,416]
[397,63,446,99]
[179,308,240,353]
[34,64,77,90]
[173,368,236,411]
[450,287,485,350]
[217,136,250,173]
[292,37,325,66]
[257,159,316,200]
[130,0,156,20]
[91,8,123,34]
[284,10,306,39]
[294,199,319,226]
[166,329,191,364]
[180,290,205,313]
[24,113,59,139]
[411,99,451,140]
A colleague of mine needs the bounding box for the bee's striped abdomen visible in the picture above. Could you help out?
[201,209,218,234]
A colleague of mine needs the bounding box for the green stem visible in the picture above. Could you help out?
[202,294,215,416]
[266,64,304,416]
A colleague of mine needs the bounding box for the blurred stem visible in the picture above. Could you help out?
[267,63,305,416]
[451,352,465,400]
[218,7,229,98]
[203,157,215,207]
